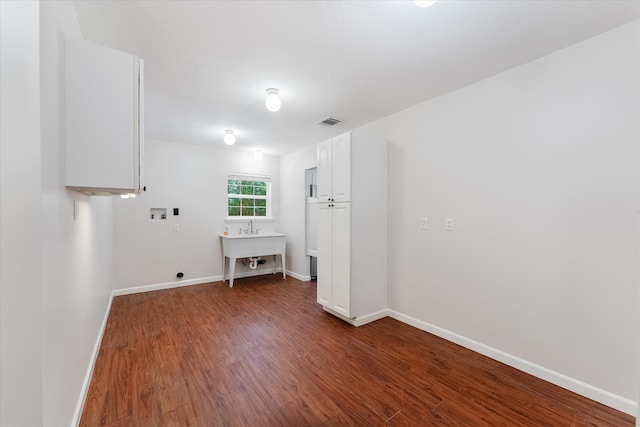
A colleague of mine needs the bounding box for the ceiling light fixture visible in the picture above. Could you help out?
[254,149,264,160]
[413,0,438,7]
[224,130,236,145]
[265,88,281,112]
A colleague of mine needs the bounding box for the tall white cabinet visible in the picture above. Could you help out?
[316,131,387,324]
[65,36,144,196]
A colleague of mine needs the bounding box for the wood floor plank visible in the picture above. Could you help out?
[80,276,635,426]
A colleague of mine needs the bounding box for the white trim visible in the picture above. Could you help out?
[387,309,638,416]
[322,306,389,327]
[225,217,275,223]
[113,276,221,296]
[113,270,293,296]
[72,293,114,427]
[228,172,271,182]
[286,270,311,282]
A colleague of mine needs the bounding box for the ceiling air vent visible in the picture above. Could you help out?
[318,117,341,127]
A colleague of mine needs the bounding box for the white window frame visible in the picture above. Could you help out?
[226,172,272,219]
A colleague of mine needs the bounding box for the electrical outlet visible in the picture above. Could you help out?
[173,224,180,232]
[420,218,428,230]
[446,218,454,231]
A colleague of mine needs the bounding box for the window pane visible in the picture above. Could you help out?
[228,176,269,218]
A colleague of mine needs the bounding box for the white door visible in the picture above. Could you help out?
[331,133,351,203]
[316,139,332,203]
[331,202,351,317]
[316,203,333,307]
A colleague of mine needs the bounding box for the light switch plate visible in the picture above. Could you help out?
[420,218,428,230]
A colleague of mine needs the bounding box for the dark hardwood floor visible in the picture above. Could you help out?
[80,275,635,426]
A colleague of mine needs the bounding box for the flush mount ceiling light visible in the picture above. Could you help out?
[254,149,264,160]
[265,88,281,112]
[224,130,236,145]
[414,0,438,7]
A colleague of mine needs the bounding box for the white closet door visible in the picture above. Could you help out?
[331,202,351,317]
[316,203,333,307]
[306,199,318,257]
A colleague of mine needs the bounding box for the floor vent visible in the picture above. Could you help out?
[318,117,342,126]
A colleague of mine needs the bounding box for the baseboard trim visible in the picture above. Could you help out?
[112,269,297,296]
[72,292,114,427]
[387,309,637,416]
[113,276,221,296]
[286,270,311,282]
[322,307,389,327]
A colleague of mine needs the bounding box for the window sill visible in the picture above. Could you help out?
[224,217,275,223]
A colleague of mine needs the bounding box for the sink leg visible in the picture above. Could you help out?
[229,257,236,288]
[222,255,226,282]
[281,252,286,279]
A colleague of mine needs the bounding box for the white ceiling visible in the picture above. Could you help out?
[73,0,639,157]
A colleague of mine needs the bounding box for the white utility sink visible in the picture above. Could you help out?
[220,232,287,287]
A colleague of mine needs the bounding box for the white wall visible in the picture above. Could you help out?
[1,2,116,426]
[113,138,281,290]
[357,20,639,410]
[280,144,318,280]
[39,2,116,425]
[1,2,44,425]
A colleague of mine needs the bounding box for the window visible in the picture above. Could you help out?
[227,174,270,218]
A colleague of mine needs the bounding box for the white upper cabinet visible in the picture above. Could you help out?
[317,133,351,203]
[331,132,351,203]
[65,36,144,196]
[317,139,333,202]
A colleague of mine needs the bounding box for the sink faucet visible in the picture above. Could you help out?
[248,220,253,234]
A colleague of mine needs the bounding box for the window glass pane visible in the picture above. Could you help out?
[227,176,269,217]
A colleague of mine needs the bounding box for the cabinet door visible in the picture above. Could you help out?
[316,203,333,307]
[65,36,141,193]
[316,139,332,203]
[331,203,351,317]
[332,133,351,203]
